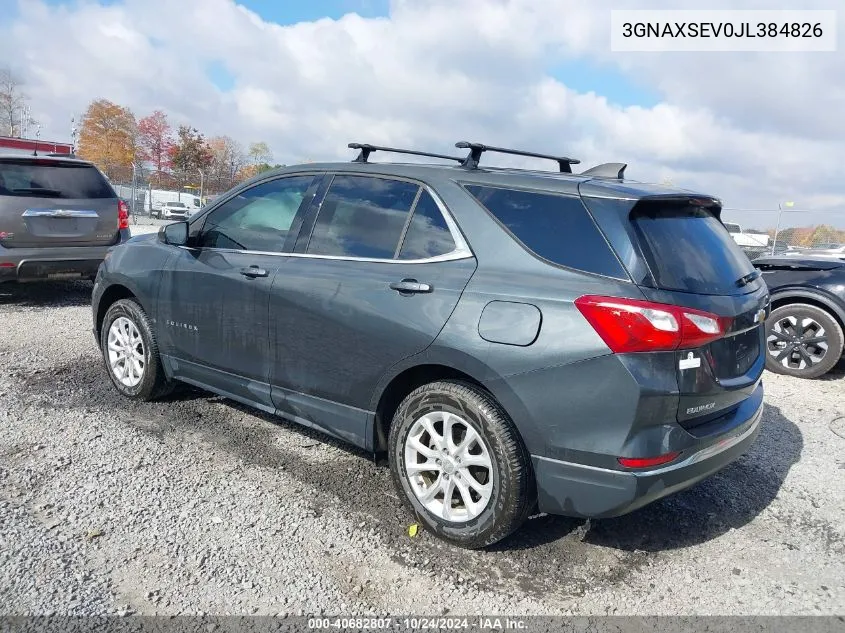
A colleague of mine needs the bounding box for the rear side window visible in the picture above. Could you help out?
[631,202,756,295]
[0,161,115,199]
[306,175,419,259]
[464,184,627,279]
[398,191,456,260]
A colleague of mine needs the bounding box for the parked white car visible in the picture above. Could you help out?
[156,201,192,220]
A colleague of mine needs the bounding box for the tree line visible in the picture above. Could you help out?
[772,225,845,247]
[75,98,281,195]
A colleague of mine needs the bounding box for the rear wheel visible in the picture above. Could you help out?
[388,380,535,549]
[100,298,172,400]
[765,303,843,378]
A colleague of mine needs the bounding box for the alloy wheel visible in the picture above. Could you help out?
[766,315,829,371]
[403,411,493,523]
[107,316,146,387]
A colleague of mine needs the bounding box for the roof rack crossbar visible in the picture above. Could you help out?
[580,162,627,179]
[348,143,464,164]
[455,141,581,173]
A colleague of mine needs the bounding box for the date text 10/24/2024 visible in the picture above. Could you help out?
[308,617,528,630]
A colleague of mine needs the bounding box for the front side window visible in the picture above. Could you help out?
[306,175,419,259]
[197,175,314,252]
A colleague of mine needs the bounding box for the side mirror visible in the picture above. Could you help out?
[160,221,189,246]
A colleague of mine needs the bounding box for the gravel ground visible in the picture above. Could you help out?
[1,280,843,616]
[128,216,172,237]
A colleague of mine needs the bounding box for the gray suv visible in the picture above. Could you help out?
[92,142,769,548]
[0,154,129,283]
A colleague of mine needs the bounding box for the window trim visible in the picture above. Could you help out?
[459,181,631,282]
[291,172,473,264]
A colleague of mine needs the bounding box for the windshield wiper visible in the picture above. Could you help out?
[735,270,761,287]
[11,188,64,197]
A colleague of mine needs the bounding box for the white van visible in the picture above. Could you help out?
[146,189,201,216]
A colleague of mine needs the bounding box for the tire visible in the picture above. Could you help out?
[765,303,844,379]
[100,298,173,400]
[387,380,535,549]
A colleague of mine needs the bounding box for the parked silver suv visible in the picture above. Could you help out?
[0,154,130,283]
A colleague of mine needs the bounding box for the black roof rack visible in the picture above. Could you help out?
[580,162,627,179]
[455,141,581,173]
[348,143,464,164]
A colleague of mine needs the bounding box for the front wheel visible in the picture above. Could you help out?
[100,298,172,400]
[388,380,535,549]
[765,303,844,379]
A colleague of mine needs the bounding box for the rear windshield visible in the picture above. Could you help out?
[0,160,115,199]
[631,201,756,295]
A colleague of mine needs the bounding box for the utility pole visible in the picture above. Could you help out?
[772,201,795,254]
[71,117,78,153]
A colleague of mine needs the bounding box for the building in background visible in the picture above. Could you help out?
[0,136,73,155]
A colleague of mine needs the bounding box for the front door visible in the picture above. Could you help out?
[156,174,319,409]
[268,174,477,446]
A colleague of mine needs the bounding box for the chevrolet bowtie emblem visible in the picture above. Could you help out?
[753,309,767,323]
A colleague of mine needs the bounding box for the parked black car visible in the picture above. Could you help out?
[92,142,768,548]
[755,255,845,378]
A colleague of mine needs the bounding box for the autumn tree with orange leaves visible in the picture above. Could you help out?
[77,99,137,182]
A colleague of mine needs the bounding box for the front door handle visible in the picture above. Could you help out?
[390,279,432,294]
[240,265,269,278]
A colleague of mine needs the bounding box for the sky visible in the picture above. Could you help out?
[0,0,842,230]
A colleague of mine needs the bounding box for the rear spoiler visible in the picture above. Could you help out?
[580,163,627,179]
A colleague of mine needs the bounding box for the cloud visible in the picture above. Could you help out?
[0,0,842,221]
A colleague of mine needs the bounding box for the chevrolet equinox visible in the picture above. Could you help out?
[92,142,768,548]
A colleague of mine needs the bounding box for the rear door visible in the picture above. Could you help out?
[268,174,477,445]
[584,195,769,429]
[0,158,118,248]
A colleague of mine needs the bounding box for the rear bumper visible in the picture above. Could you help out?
[0,230,129,282]
[533,384,764,518]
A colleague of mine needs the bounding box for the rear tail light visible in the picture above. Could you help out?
[118,199,130,230]
[618,451,681,469]
[574,295,732,353]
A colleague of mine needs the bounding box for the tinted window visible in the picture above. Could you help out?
[198,175,313,252]
[307,175,419,259]
[398,191,456,260]
[0,160,115,199]
[631,202,756,295]
[464,184,627,278]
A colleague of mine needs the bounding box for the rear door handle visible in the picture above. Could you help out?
[240,265,269,278]
[390,279,432,294]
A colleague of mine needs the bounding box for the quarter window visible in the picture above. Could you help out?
[464,184,627,279]
[197,176,314,252]
[306,175,420,259]
[398,191,456,259]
